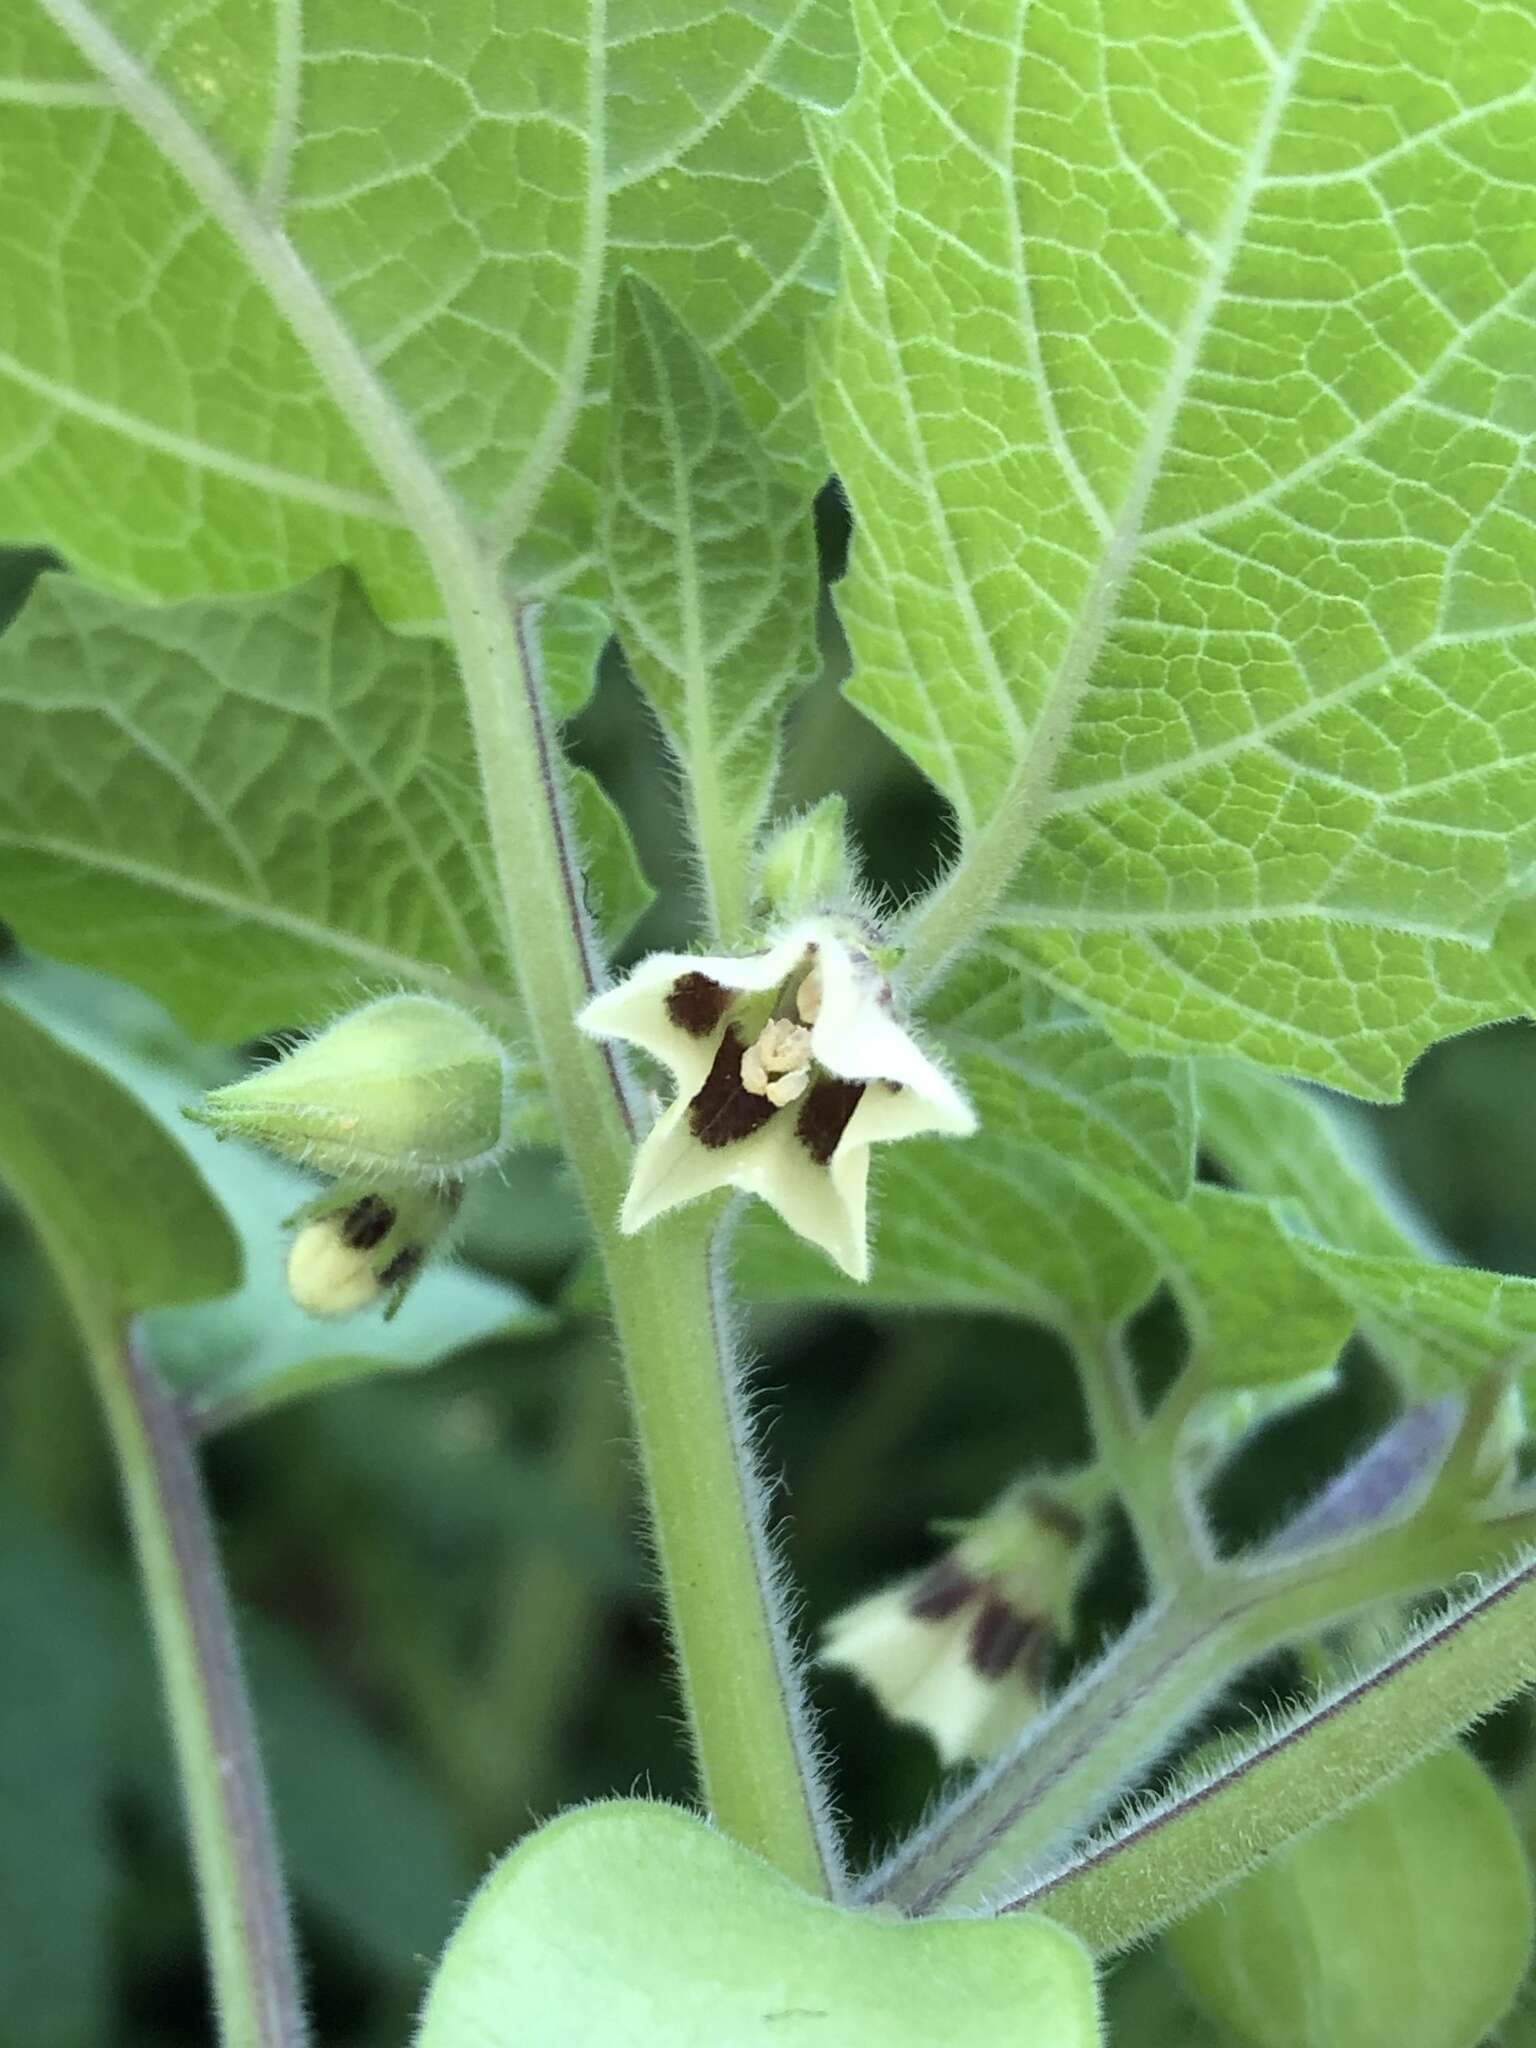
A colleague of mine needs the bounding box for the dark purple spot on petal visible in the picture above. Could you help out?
[907,1557,979,1623]
[1022,1490,1087,1548]
[688,1026,777,1150]
[379,1245,422,1290]
[795,1075,866,1166]
[666,971,733,1038]
[967,1596,1033,1681]
[342,1194,394,1251]
[1019,1620,1057,1694]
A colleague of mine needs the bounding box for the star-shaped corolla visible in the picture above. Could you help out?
[577,920,976,1279]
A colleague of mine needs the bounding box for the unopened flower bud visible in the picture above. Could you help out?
[821,1478,1106,1763]
[187,994,513,1184]
[755,797,855,922]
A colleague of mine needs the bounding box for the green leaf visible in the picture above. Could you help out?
[1108,1182,1354,1391]
[567,767,655,952]
[1197,1061,1536,1392]
[1168,1749,1533,2048]
[416,1800,1100,2048]
[818,0,1536,1097]
[0,993,237,1314]
[1284,1239,1536,1396]
[1197,1061,1437,1263]
[0,2,849,614]
[604,275,820,942]
[5,959,546,1426]
[0,570,514,1041]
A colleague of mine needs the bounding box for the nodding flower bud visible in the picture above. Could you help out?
[821,1477,1107,1764]
[187,994,513,1185]
[285,1183,463,1320]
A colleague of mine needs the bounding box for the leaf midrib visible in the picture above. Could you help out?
[898,0,1330,984]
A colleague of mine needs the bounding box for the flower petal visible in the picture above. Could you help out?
[810,940,974,1132]
[578,931,812,1078]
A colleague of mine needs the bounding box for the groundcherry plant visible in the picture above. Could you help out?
[5,2,1536,2044]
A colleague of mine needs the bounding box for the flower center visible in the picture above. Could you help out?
[740,1017,813,1107]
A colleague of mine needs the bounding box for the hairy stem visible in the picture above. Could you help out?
[469,604,838,1893]
[1018,1544,1536,1953]
[1073,1330,1208,1591]
[84,1310,305,2047]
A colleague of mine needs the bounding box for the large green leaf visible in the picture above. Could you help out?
[0,568,651,1040]
[604,276,821,941]
[0,569,523,1039]
[0,2,848,613]
[415,1800,1100,2048]
[818,0,1536,1097]
[0,993,237,1313]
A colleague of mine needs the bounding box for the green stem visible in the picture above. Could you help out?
[45,0,836,1893]
[1020,1541,1536,1953]
[868,1498,1536,1915]
[82,1308,306,2047]
[601,1215,837,1891]
[469,602,837,1892]
[1073,1330,1208,1591]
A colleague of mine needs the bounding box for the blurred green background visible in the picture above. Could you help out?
[3,522,1536,2047]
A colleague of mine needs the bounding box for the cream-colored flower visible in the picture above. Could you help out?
[284,1185,459,1320]
[287,1213,388,1318]
[576,920,975,1280]
[821,1482,1104,1764]
[822,1560,1056,1765]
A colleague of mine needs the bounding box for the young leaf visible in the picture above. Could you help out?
[0,570,513,1040]
[0,3,850,613]
[818,0,1536,1096]
[566,766,656,952]
[415,1800,1101,2048]
[0,994,238,1313]
[604,275,821,943]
